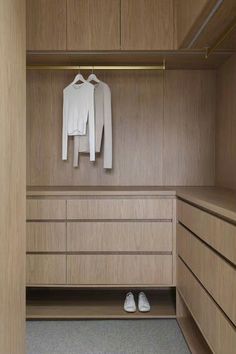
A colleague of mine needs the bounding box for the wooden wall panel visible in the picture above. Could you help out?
[216,54,236,190]
[27,70,216,186]
[174,0,210,48]
[0,0,26,353]
[67,0,120,50]
[163,70,215,186]
[26,0,67,50]
[27,70,164,186]
[121,0,174,50]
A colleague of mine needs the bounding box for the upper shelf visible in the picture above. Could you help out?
[26,50,233,70]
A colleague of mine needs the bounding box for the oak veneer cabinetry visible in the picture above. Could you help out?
[0,0,26,352]
[178,224,236,326]
[121,0,175,50]
[27,0,176,51]
[67,0,120,50]
[178,258,235,354]
[177,199,236,353]
[67,255,172,285]
[26,192,175,287]
[27,223,66,252]
[26,0,67,50]
[27,255,66,284]
[67,198,172,220]
[178,199,236,265]
[67,222,172,252]
[27,199,66,220]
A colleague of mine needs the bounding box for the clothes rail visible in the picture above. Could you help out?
[26,63,166,71]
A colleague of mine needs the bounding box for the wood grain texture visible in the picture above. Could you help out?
[27,199,66,220]
[27,70,216,186]
[67,0,120,50]
[0,0,26,353]
[26,51,232,70]
[177,257,236,354]
[67,221,172,252]
[121,0,174,50]
[27,222,66,252]
[67,255,173,285]
[176,291,212,354]
[26,289,176,319]
[163,71,215,186]
[216,54,236,190]
[27,70,164,186]
[177,187,236,223]
[174,0,217,48]
[26,255,66,285]
[67,198,173,220]
[177,199,236,265]
[193,0,236,49]
[26,0,66,50]
[177,224,236,326]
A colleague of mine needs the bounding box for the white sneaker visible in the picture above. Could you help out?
[124,292,136,313]
[138,292,151,312]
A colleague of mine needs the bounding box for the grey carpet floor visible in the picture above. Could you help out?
[27,319,190,354]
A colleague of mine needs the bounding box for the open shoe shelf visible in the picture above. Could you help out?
[26,288,176,320]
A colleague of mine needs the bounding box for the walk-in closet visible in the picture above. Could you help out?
[1,1,236,353]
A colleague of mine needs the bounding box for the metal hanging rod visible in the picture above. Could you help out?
[205,17,236,58]
[26,62,166,71]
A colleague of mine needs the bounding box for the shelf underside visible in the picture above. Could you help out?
[26,288,176,320]
[27,50,233,70]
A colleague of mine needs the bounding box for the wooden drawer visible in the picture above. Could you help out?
[26,255,66,285]
[178,258,236,354]
[67,255,172,285]
[27,199,66,220]
[67,222,172,252]
[67,198,173,220]
[177,224,236,325]
[178,200,236,265]
[27,222,66,252]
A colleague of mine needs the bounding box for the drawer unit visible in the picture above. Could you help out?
[178,200,236,265]
[27,222,66,252]
[26,255,66,285]
[67,198,173,220]
[177,224,236,325]
[178,258,236,354]
[67,255,173,285]
[67,221,172,252]
[27,199,66,220]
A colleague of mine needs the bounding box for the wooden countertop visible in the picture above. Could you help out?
[26,186,177,197]
[27,186,236,223]
[176,187,236,224]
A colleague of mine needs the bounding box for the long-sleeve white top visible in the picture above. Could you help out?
[62,81,95,162]
[73,81,112,169]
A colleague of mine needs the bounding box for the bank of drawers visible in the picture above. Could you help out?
[177,200,236,354]
[26,196,174,286]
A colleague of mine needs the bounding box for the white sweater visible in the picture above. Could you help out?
[73,81,112,169]
[62,81,95,162]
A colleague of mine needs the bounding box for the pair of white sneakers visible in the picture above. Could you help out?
[124,292,151,313]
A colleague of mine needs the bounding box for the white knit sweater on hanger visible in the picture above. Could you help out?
[62,81,95,162]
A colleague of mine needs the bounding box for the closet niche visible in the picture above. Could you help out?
[27,69,215,186]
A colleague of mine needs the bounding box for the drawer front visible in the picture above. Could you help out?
[177,224,236,325]
[26,255,66,285]
[27,199,66,220]
[67,222,172,252]
[178,200,236,265]
[178,258,236,354]
[67,255,172,285]
[27,222,66,252]
[67,198,173,220]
